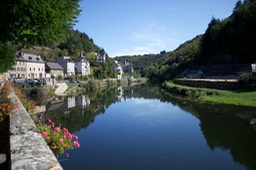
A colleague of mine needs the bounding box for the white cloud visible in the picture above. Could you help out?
[111,21,181,57]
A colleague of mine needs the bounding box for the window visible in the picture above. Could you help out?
[30,68,31,71]
[38,68,40,71]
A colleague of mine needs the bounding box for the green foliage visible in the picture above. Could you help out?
[0,0,81,46]
[0,0,81,73]
[58,30,100,60]
[199,0,256,64]
[0,43,16,73]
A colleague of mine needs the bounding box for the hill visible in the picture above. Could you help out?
[116,0,256,83]
[21,29,101,62]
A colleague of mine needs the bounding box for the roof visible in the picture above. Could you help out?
[187,70,205,75]
[21,53,45,63]
[46,62,63,70]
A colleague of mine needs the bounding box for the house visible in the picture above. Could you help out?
[114,60,123,80]
[97,53,106,63]
[186,70,205,78]
[45,62,64,78]
[9,52,45,79]
[75,57,90,76]
[123,59,133,74]
[57,56,75,78]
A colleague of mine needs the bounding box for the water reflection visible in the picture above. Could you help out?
[40,84,256,169]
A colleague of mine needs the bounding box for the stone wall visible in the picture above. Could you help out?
[9,88,63,170]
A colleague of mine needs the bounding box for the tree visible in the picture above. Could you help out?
[0,0,81,73]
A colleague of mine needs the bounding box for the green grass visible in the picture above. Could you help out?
[163,81,256,107]
[202,90,256,106]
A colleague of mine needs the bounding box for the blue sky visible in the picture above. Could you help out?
[74,0,238,57]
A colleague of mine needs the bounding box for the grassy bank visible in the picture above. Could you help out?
[162,81,256,107]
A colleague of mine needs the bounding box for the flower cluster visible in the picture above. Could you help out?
[0,82,14,121]
[12,84,36,113]
[37,119,80,154]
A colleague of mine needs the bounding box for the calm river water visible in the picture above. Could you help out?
[42,84,256,170]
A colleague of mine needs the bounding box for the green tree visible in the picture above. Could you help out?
[0,0,81,73]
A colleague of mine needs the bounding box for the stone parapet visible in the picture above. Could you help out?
[9,88,63,170]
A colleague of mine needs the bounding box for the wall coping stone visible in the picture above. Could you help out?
[9,87,63,170]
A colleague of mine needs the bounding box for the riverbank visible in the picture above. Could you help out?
[162,81,256,107]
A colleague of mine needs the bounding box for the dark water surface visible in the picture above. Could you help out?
[43,85,256,170]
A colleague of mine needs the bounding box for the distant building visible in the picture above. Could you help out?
[45,62,64,78]
[8,52,45,79]
[57,56,75,78]
[123,59,133,74]
[97,53,106,63]
[114,60,123,80]
[186,70,205,78]
[75,55,90,76]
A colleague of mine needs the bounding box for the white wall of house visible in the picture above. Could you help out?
[11,60,27,78]
[114,60,123,80]
[67,62,75,77]
[26,62,45,78]
[57,56,75,77]
[50,70,64,78]
[75,60,90,76]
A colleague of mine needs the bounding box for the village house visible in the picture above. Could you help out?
[97,53,106,63]
[114,60,123,80]
[57,56,75,78]
[45,62,64,78]
[75,57,90,76]
[123,59,133,74]
[8,52,45,79]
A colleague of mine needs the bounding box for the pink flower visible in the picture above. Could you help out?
[54,127,60,132]
[66,153,69,158]
[51,122,55,127]
[59,138,63,143]
[73,141,80,148]
[75,135,78,141]
[48,119,52,123]
[42,131,48,137]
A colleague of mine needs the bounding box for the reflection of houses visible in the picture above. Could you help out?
[46,96,90,114]
[115,86,123,103]
[76,95,90,109]
[57,56,75,78]
[67,96,76,109]
[9,52,45,79]
[114,60,123,80]
[45,62,64,78]
[75,56,90,76]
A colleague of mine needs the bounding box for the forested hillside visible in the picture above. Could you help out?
[116,0,256,83]
[21,29,100,62]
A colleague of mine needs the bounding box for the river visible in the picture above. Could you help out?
[40,84,256,170]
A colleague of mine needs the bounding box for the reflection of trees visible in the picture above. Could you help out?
[44,84,256,169]
[44,87,119,133]
[163,93,256,170]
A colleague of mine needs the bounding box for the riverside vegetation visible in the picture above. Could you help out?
[162,81,256,107]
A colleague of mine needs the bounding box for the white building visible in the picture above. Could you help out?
[75,57,90,76]
[97,53,106,63]
[57,56,75,78]
[114,60,123,80]
[9,52,45,79]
